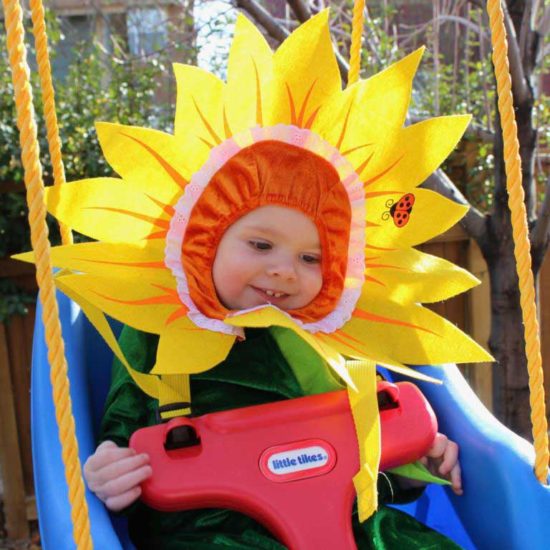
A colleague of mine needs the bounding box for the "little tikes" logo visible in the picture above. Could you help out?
[259,439,336,482]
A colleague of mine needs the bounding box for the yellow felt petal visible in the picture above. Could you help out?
[313,48,423,157]
[173,64,225,171]
[53,273,187,335]
[367,188,468,248]
[152,327,235,375]
[365,247,479,303]
[268,10,340,127]
[16,241,172,284]
[46,179,166,242]
[225,306,355,390]
[96,122,191,204]
[55,276,171,400]
[316,333,440,384]
[358,115,471,190]
[225,14,273,132]
[345,294,493,365]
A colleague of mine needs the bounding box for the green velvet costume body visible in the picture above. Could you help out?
[100,326,462,550]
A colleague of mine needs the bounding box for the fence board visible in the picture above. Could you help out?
[465,240,493,411]
[0,322,29,540]
[419,232,496,408]
[1,259,37,538]
[7,311,35,496]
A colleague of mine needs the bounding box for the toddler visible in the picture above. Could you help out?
[83,145,463,549]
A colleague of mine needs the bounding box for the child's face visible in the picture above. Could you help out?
[212,206,323,311]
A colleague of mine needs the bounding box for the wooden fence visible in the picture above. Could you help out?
[0,259,37,541]
[1,228,550,540]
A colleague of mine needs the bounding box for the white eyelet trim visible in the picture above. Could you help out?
[165,125,366,336]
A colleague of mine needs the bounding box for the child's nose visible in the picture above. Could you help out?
[266,260,297,280]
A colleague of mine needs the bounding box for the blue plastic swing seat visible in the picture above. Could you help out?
[32,290,550,549]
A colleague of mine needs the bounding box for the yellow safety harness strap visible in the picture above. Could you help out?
[346,359,380,521]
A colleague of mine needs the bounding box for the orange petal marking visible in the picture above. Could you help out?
[363,155,404,187]
[365,244,397,252]
[285,83,298,125]
[320,331,370,357]
[223,106,233,139]
[365,263,408,271]
[92,291,181,307]
[85,207,169,229]
[73,258,166,269]
[252,59,263,126]
[120,132,188,190]
[364,275,386,287]
[146,194,176,216]
[297,79,317,127]
[166,307,188,325]
[355,151,375,176]
[145,230,168,240]
[92,283,182,307]
[353,307,437,335]
[304,106,321,130]
[364,190,403,199]
[336,100,353,149]
[199,136,216,149]
[192,97,222,145]
[342,142,373,156]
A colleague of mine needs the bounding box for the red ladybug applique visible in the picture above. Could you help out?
[383,193,415,227]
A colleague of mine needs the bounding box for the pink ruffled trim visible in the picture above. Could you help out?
[166,125,366,336]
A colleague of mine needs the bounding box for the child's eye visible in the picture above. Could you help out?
[249,240,272,251]
[301,253,321,265]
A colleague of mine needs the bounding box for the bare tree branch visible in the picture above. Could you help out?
[532,175,550,253]
[501,1,531,106]
[234,0,289,42]
[536,5,550,65]
[538,5,550,37]
[422,169,487,244]
[399,14,490,41]
[234,0,349,81]
[518,0,533,63]
[286,0,311,21]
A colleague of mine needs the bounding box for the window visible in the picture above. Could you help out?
[127,7,168,56]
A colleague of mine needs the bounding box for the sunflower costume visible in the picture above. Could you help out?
[18,10,490,548]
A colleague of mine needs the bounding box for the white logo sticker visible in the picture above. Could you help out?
[267,445,330,475]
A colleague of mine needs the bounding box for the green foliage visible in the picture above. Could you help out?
[347,2,498,211]
[0,9,194,320]
[0,279,35,323]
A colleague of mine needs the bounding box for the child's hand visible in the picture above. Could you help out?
[396,433,463,496]
[420,432,463,495]
[83,440,152,512]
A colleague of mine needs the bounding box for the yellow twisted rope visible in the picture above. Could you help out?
[2,0,94,547]
[29,0,72,246]
[348,0,365,86]
[486,0,549,483]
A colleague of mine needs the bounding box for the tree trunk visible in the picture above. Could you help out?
[481,11,538,436]
[485,237,533,438]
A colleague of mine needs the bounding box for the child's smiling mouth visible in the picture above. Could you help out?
[251,286,290,301]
